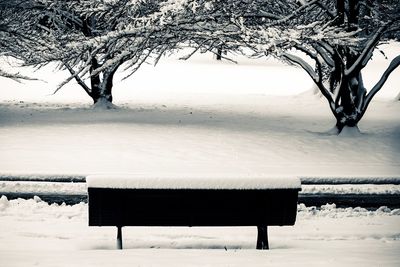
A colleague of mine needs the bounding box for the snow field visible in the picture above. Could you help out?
[0,43,399,177]
[0,196,400,266]
[0,95,399,177]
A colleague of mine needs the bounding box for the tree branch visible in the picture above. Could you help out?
[360,55,400,119]
[63,63,92,97]
[282,51,336,116]
[282,52,318,82]
[268,0,320,26]
[345,22,391,77]
[0,68,38,83]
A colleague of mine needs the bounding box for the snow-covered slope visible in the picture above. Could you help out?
[0,94,399,177]
[0,43,399,178]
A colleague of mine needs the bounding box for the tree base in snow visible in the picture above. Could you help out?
[339,125,361,137]
[92,98,118,110]
[325,125,361,136]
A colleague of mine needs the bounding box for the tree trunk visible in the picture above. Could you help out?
[336,0,345,25]
[334,74,364,134]
[89,58,102,103]
[335,115,359,134]
[103,69,115,103]
[332,0,364,135]
[90,69,117,108]
[82,18,115,106]
[86,57,116,105]
[348,0,359,31]
[216,46,223,60]
[91,85,113,104]
[91,81,113,105]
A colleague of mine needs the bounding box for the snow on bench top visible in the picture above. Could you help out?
[86,174,301,190]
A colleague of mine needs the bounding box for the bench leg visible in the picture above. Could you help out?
[256,226,269,250]
[117,226,123,250]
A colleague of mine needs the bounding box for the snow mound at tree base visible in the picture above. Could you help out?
[92,98,118,110]
[340,126,362,137]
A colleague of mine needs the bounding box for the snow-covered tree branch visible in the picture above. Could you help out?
[0,0,40,82]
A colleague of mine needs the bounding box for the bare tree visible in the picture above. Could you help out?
[248,0,400,133]
[3,0,178,106]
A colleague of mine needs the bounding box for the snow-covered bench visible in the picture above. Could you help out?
[87,175,301,250]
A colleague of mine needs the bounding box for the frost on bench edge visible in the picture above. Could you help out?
[86,175,301,190]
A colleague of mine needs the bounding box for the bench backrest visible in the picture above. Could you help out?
[88,188,299,227]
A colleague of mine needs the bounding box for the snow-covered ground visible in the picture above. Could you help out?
[0,43,400,266]
[0,196,399,267]
[0,44,399,178]
[1,90,400,177]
